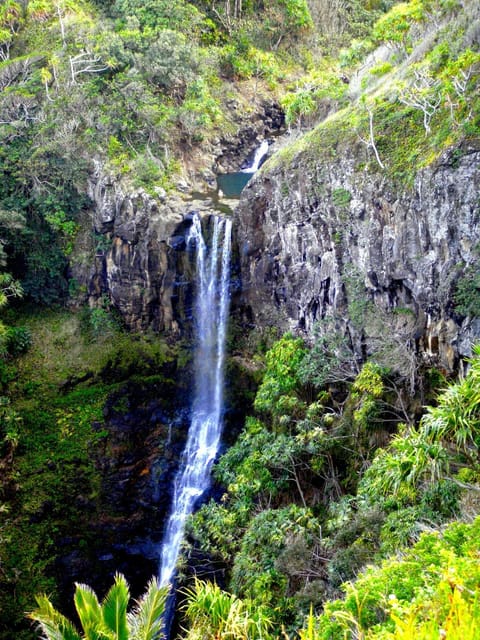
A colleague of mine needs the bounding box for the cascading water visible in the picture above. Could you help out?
[159,213,232,588]
[217,139,270,197]
[241,139,269,173]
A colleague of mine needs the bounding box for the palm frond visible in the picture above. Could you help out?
[28,594,82,640]
[101,573,129,640]
[127,577,169,640]
[74,583,104,640]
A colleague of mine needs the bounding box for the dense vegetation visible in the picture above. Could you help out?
[184,333,480,637]
[0,0,479,638]
[0,308,178,637]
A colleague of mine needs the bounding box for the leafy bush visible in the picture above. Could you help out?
[231,505,320,610]
[135,30,199,98]
[113,0,202,33]
[5,326,32,356]
[372,0,424,49]
[254,333,307,416]
[298,318,357,386]
[314,518,480,639]
[182,579,273,640]
[421,346,480,451]
[219,39,281,81]
[454,264,480,317]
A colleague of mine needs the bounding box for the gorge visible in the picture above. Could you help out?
[0,0,479,638]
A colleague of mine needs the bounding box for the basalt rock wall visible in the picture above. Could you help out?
[234,139,480,371]
[72,99,284,332]
[83,166,192,333]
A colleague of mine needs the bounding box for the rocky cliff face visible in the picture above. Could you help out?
[234,139,480,371]
[83,167,191,332]
[72,101,283,332]
[73,95,479,373]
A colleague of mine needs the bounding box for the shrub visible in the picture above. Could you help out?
[315,518,480,639]
[254,334,306,416]
[454,264,480,317]
[5,326,32,356]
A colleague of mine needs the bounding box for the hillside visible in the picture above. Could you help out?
[0,0,479,639]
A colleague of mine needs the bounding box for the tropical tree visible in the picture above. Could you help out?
[28,573,169,640]
[358,346,480,505]
[421,345,480,453]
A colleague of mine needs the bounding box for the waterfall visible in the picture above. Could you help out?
[242,139,269,173]
[159,213,232,588]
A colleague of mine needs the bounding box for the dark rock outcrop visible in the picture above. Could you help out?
[84,168,191,332]
[72,100,284,333]
[234,140,480,371]
[213,100,284,173]
[52,367,191,610]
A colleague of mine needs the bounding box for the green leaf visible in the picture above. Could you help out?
[74,583,104,639]
[127,578,169,640]
[28,594,82,640]
[101,573,129,640]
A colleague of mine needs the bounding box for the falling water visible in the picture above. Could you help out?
[159,213,232,588]
[241,139,269,173]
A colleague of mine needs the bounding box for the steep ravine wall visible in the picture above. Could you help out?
[84,166,189,333]
[234,141,480,371]
[72,102,284,332]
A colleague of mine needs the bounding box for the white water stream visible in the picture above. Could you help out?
[242,139,269,173]
[158,213,232,587]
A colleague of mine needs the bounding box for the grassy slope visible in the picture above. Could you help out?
[275,0,480,186]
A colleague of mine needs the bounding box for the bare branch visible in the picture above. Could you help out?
[398,69,442,134]
[69,51,109,84]
[356,101,385,169]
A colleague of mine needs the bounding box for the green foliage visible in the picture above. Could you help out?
[182,579,272,640]
[0,0,23,60]
[281,87,316,127]
[358,427,449,503]
[254,333,307,415]
[4,325,32,356]
[281,65,348,128]
[0,308,176,638]
[189,413,315,563]
[0,394,22,456]
[314,518,480,639]
[219,39,281,81]
[1,2,479,640]
[43,207,79,256]
[372,0,424,48]
[113,0,201,34]
[351,362,386,431]
[280,0,480,187]
[420,346,480,451]
[187,498,248,562]
[193,329,478,636]
[135,29,199,98]
[358,347,480,516]
[0,272,23,310]
[83,304,120,341]
[455,264,480,317]
[0,378,109,636]
[298,318,356,387]
[331,187,352,207]
[339,38,375,67]
[231,505,320,612]
[369,61,393,76]
[28,573,168,640]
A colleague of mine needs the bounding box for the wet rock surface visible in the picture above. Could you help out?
[234,142,480,370]
[52,369,190,610]
[72,100,284,333]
